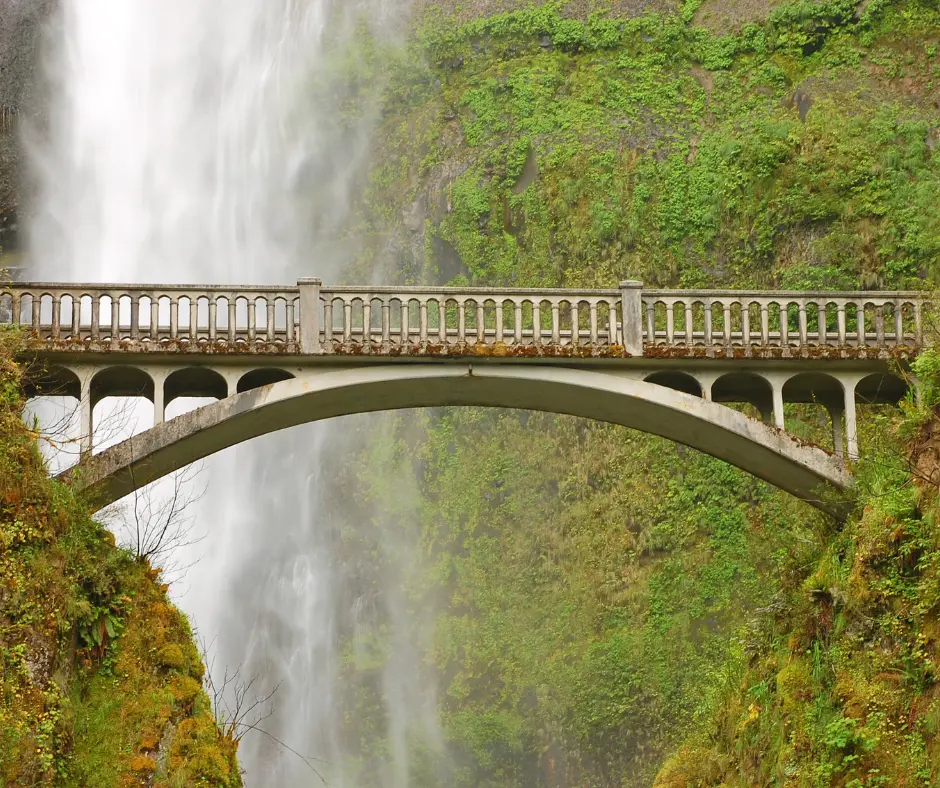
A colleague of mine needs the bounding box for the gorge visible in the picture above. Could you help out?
[3,0,940,786]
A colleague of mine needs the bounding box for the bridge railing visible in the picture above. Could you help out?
[0,281,928,354]
[318,286,627,350]
[642,291,924,349]
[0,284,302,347]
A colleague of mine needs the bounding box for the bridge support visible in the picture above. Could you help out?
[79,381,93,458]
[844,382,859,460]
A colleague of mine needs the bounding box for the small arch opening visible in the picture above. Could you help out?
[237,368,295,394]
[783,372,844,451]
[165,367,228,406]
[23,364,81,400]
[644,371,702,398]
[856,372,909,405]
[90,366,155,408]
[712,372,773,421]
[782,372,844,406]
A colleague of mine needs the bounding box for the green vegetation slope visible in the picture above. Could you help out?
[0,331,240,786]
[315,0,940,785]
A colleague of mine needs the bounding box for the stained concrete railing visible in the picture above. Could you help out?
[1,280,927,356]
[643,290,924,349]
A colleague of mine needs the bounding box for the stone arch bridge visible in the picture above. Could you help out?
[2,279,926,518]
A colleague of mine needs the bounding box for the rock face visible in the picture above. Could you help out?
[0,0,53,255]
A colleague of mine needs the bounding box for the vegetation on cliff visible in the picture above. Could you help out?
[314,0,940,784]
[0,329,240,786]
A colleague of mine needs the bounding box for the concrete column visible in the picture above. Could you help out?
[298,278,322,355]
[695,373,716,402]
[152,371,166,426]
[825,402,844,458]
[772,381,785,430]
[619,280,644,357]
[844,379,859,460]
[79,383,94,458]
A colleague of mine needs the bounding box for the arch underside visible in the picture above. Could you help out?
[59,364,854,518]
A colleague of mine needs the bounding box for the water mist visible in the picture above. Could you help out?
[29,0,445,783]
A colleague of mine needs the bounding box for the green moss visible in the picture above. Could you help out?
[0,328,239,786]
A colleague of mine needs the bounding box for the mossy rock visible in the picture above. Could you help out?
[157,643,186,671]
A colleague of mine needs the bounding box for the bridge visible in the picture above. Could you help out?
[2,279,925,518]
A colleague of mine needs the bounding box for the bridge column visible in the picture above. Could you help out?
[79,378,94,458]
[843,379,859,461]
[150,369,167,426]
[771,381,785,430]
[298,278,322,355]
[619,280,644,357]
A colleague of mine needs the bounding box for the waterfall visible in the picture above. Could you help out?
[28,0,443,783]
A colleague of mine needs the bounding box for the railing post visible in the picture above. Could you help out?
[619,280,644,356]
[298,278,322,354]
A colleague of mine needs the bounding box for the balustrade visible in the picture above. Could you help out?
[642,291,923,350]
[0,284,301,347]
[1,282,928,354]
[318,286,624,350]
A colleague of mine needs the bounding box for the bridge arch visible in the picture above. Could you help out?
[60,364,853,518]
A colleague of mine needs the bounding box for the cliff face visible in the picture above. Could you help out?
[0,332,241,785]
[321,1,940,784]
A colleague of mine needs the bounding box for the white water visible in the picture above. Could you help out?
[29,0,444,784]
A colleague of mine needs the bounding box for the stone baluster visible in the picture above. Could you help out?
[454,298,464,343]
[190,298,199,341]
[90,294,100,340]
[438,300,447,344]
[208,298,218,342]
[703,298,713,347]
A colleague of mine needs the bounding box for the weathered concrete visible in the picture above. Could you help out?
[60,364,854,518]
[10,279,920,513]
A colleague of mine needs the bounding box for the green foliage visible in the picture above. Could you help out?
[328,0,940,785]
[351,0,940,291]
[0,333,239,786]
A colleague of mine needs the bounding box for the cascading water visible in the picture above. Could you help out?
[29,0,444,783]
